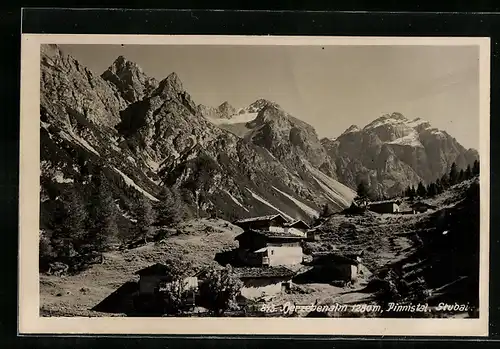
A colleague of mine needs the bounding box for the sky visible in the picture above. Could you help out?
[59,44,481,149]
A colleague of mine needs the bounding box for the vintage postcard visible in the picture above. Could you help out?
[19,34,490,336]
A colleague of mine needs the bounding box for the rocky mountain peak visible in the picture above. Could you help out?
[40,44,127,128]
[40,44,63,59]
[251,102,288,126]
[364,112,409,130]
[217,101,237,119]
[324,111,479,197]
[150,72,198,114]
[247,98,280,113]
[154,72,185,97]
[107,55,143,75]
[341,124,361,135]
[101,56,158,103]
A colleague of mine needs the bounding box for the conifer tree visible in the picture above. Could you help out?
[427,182,437,197]
[320,203,333,218]
[435,178,443,194]
[88,170,118,251]
[465,164,472,180]
[135,194,156,240]
[441,173,449,189]
[417,182,427,197]
[449,162,458,185]
[155,187,184,227]
[56,188,87,242]
[458,169,465,183]
[473,160,480,176]
[356,180,370,200]
[408,186,416,200]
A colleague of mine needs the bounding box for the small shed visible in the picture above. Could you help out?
[307,253,361,284]
[411,202,437,213]
[135,263,199,296]
[233,266,296,299]
[368,199,401,214]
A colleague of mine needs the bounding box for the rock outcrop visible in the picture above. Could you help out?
[40,44,356,230]
[322,113,479,197]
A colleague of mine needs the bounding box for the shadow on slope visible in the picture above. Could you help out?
[369,178,480,310]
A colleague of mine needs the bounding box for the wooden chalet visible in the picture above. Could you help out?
[368,199,401,214]
[233,266,296,299]
[235,229,305,267]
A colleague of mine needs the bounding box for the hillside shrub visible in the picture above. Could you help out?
[198,266,243,316]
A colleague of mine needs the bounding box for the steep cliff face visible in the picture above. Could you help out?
[101,56,159,103]
[322,113,479,197]
[243,102,337,177]
[198,101,239,120]
[40,44,356,230]
[40,44,127,128]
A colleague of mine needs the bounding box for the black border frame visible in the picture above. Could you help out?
[3,7,500,348]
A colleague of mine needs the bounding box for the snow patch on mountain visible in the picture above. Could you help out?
[146,157,161,171]
[208,112,258,125]
[364,115,406,130]
[430,129,445,137]
[59,130,100,156]
[305,164,356,207]
[245,188,293,220]
[387,132,424,148]
[272,186,319,218]
[53,171,74,184]
[223,190,249,212]
[111,144,121,152]
[406,118,429,128]
[115,203,138,223]
[112,167,159,201]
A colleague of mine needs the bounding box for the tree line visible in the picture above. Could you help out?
[40,165,188,274]
[403,160,479,199]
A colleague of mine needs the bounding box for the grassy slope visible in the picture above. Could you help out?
[305,177,480,312]
[40,178,479,317]
[40,219,242,316]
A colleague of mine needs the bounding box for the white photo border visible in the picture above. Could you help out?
[19,34,491,336]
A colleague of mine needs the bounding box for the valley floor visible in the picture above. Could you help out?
[39,217,374,317]
[39,180,479,319]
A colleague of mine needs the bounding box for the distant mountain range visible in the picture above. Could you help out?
[204,103,478,198]
[40,45,356,227]
[39,44,478,227]
[322,113,478,197]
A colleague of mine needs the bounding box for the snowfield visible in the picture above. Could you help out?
[59,130,100,156]
[112,167,159,202]
[387,132,424,148]
[207,112,258,125]
[223,190,249,212]
[305,163,356,207]
[406,118,429,128]
[245,188,294,220]
[272,186,319,218]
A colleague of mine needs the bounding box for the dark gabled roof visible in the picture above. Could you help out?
[233,266,296,279]
[235,229,305,241]
[368,199,400,206]
[311,253,359,266]
[411,202,436,208]
[284,219,310,229]
[135,263,201,279]
[135,263,170,276]
[233,214,288,225]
